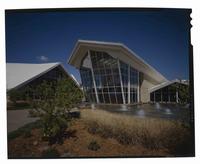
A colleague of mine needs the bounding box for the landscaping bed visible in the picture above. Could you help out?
[8,109,193,158]
[7,101,31,110]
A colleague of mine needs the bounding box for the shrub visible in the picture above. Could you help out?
[41,148,60,158]
[88,140,101,151]
[26,79,83,144]
[8,89,26,104]
[81,109,192,154]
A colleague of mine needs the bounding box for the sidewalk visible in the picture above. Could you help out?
[7,109,39,133]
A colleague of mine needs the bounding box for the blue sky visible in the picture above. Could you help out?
[5,9,191,82]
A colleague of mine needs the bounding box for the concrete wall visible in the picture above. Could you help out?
[140,74,156,102]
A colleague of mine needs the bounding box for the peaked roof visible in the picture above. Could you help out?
[6,63,60,91]
[149,79,188,93]
[68,40,167,84]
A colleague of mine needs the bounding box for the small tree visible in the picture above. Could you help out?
[178,84,189,104]
[27,79,83,144]
[8,89,26,104]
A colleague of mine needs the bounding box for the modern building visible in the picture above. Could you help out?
[68,40,177,104]
[6,62,79,92]
[150,79,189,103]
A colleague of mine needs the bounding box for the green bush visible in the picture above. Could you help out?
[88,140,101,151]
[41,148,60,158]
[27,79,83,144]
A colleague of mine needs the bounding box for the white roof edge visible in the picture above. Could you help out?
[70,74,80,86]
[7,62,61,91]
[57,64,81,89]
[149,79,188,93]
[68,40,125,65]
[121,44,168,81]
[7,62,60,65]
[68,39,168,82]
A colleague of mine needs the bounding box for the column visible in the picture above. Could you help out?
[128,64,130,104]
[117,59,125,104]
[88,50,99,103]
[137,71,140,103]
[176,90,179,103]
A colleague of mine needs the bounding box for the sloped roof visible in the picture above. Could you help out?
[149,79,188,93]
[6,63,60,90]
[68,40,167,84]
[70,74,80,87]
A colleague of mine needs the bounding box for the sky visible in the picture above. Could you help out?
[5,9,191,82]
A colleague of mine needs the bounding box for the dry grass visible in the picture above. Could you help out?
[81,109,193,154]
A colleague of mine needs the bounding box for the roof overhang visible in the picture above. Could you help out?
[68,40,168,84]
[149,79,189,93]
[6,62,80,91]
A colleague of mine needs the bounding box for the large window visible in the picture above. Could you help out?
[80,67,96,103]
[90,51,122,104]
[80,50,139,104]
[130,66,138,103]
[150,83,183,103]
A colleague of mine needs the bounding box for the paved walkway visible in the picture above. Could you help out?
[7,109,39,133]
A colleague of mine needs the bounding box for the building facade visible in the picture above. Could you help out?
[150,79,189,103]
[68,40,170,104]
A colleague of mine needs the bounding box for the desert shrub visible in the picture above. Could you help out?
[28,109,40,117]
[26,79,83,144]
[81,109,192,154]
[88,140,101,151]
[41,148,60,158]
[8,89,26,104]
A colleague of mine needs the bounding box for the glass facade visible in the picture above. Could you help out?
[80,50,139,104]
[150,83,179,102]
[80,67,96,103]
[23,66,67,87]
[15,66,70,99]
[130,67,138,103]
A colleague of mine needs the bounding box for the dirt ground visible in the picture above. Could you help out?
[8,118,172,158]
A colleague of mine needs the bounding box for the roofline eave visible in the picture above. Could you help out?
[7,63,60,91]
[68,40,168,83]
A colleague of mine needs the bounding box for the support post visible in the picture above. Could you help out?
[137,71,140,103]
[128,64,130,104]
[88,50,99,103]
[117,59,125,104]
[176,90,179,103]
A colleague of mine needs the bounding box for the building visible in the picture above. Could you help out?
[6,62,80,92]
[68,40,175,104]
[150,79,189,103]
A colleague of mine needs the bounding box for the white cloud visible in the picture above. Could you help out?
[37,55,49,62]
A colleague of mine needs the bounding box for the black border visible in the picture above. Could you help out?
[5,7,195,159]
